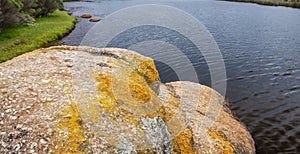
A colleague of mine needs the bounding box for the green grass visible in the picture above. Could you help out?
[0,10,77,62]
[223,0,300,8]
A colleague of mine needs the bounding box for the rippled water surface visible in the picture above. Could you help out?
[62,0,300,153]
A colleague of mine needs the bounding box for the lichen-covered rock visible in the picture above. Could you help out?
[160,82,256,154]
[0,46,255,153]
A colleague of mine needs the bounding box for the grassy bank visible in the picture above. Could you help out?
[0,10,76,63]
[224,0,300,8]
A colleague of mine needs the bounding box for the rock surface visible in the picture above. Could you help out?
[81,13,92,18]
[89,18,101,22]
[25,16,36,23]
[0,46,255,153]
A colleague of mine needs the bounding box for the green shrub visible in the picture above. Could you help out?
[20,0,36,13]
[32,0,58,17]
[0,0,25,30]
[57,0,64,10]
[0,0,64,30]
[20,0,64,16]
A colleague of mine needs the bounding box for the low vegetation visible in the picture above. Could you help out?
[224,0,300,8]
[0,10,76,62]
[0,0,64,30]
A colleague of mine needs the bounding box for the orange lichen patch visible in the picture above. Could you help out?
[122,114,140,126]
[146,113,156,119]
[129,71,151,103]
[130,81,151,102]
[92,59,169,150]
[158,106,166,115]
[137,60,160,84]
[54,103,89,153]
[158,87,188,138]
[94,72,117,113]
[93,62,164,120]
[168,92,180,108]
[93,71,142,128]
[173,129,196,154]
[208,130,235,154]
[95,72,115,99]
[162,92,180,121]
[144,106,166,121]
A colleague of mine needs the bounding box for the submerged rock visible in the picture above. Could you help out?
[0,46,255,153]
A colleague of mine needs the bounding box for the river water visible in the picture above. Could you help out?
[61,0,300,153]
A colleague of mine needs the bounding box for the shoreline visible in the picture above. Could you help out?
[43,15,77,48]
[0,10,77,63]
[222,0,300,8]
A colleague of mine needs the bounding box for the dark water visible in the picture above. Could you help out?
[62,0,300,153]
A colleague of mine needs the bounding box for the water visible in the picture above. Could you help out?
[61,0,300,153]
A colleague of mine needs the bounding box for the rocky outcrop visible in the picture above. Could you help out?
[0,46,255,153]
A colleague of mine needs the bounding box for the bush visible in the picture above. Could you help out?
[0,0,63,30]
[57,0,64,10]
[20,0,36,14]
[30,0,58,17]
[0,0,25,30]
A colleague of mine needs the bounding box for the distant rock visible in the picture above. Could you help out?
[0,46,255,153]
[26,16,35,23]
[89,18,101,22]
[81,13,92,18]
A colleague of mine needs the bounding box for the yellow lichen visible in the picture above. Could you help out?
[162,91,180,121]
[173,129,196,154]
[158,89,189,140]
[91,54,173,149]
[54,103,89,153]
[129,70,151,103]
[137,60,160,84]
[93,70,145,127]
[208,130,235,154]
[93,64,163,123]
[95,72,116,100]
[94,72,117,113]
[146,113,156,119]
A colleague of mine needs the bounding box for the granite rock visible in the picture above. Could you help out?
[0,46,255,153]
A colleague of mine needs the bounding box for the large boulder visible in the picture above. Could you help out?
[0,46,255,153]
